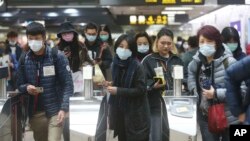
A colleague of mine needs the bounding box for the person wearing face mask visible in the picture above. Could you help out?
[5,31,22,60]
[97,24,113,81]
[16,22,73,141]
[83,22,112,80]
[135,31,152,62]
[187,25,245,141]
[221,27,246,61]
[142,28,184,141]
[4,31,22,91]
[97,34,150,141]
[56,21,93,141]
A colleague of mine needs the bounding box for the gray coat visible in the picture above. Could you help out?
[187,48,239,125]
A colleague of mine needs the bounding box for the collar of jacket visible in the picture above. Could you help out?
[151,52,179,62]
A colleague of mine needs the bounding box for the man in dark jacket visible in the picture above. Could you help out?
[83,22,112,79]
[225,56,250,124]
[16,22,73,141]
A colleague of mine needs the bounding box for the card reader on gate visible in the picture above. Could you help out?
[169,98,194,118]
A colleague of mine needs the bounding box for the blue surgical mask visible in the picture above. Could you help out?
[86,34,97,42]
[116,47,132,60]
[100,35,109,42]
[226,43,238,52]
[199,44,216,57]
[137,45,149,53]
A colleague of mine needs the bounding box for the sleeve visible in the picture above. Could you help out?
[141,57,155,91]
[116,64,147,97]
[187,60,198,92]
[100,48,113,69]
[216,57,236,101]
[56,52,74,112]
[16,54,29,93]
[225,56,250,117]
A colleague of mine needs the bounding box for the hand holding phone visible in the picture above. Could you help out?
[153,77,163,84]
[36,87,44,93]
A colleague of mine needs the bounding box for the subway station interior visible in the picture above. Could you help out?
[0,0,250,141]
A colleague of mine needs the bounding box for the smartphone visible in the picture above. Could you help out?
[153,77,163,84]
[36,87,44,93]
[63,47,70,52]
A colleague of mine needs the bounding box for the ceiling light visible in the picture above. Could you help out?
[164,7,193,11]
[161,11,186,15]
[2,12,13,17]
[47,12,58,17]
[64,8,78,14]
[79,23,86,26]
[69,13,79,17]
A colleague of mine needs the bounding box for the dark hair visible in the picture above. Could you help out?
[188,36,198,48]
[114,34,136,57]
[197,25,222,49]
[134,31,152,52]
[85,22,98,31]
[98,24,113,45]
[221,27,240,48]
[157,27,174,40]
[177,36,183,42]
[26,22,46,37]
[7,31,18,38]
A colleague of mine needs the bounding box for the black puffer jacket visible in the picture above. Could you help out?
[142,53,184,110]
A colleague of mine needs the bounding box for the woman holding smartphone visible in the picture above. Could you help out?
[142,27,183,141]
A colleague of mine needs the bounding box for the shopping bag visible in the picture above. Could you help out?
[72,71,84,93]
[93,64,105,84]
[208,103,228,134]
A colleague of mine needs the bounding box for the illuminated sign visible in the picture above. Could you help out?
[217,0,245,4]
[100,0,204,6]
[116,15,168,25]
[145,0,204,4]
[130,15,168,25]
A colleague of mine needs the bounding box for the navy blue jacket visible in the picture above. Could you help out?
[17,46,73,118]
[225,56,250,123]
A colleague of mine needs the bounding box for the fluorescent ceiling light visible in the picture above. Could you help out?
[161,11,186,15]
[79,23,86,26]
[69,13,79,17]
[2,12,12,17]
[64,8,78,14]
[8,5,54,8]
[164,7,193,11]
[47,12,58,17]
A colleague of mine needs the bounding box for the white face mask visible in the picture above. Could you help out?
[116,47,132,60]
[9,41,16,45]
[199,44,216,57]
[28,40,43,52]
[137,44,149,53]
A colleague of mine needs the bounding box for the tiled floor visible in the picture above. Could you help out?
[24,128,202,141]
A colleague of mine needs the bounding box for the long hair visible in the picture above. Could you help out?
[98,24,113,46]
[134,31,153,53]
[114,34,137,57]
[153,27,178,54]
[58,34,92,72]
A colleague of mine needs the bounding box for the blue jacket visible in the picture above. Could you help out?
[225,56,250,123]
[17,46,73,118]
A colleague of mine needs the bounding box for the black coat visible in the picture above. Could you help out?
[96,58,150,141]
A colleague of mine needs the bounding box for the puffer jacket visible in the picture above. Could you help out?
[188,46,240,125]
[225,56,250,123]
[17,46,73,118]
